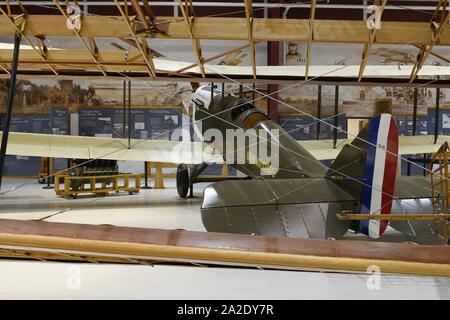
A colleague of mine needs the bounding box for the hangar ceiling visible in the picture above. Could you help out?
[0,0,448,86]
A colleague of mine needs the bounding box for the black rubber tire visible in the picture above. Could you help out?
[176,164,190,198]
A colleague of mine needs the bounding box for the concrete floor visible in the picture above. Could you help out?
[0,178,449,300]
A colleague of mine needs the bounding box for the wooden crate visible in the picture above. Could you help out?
[54,173,140,199]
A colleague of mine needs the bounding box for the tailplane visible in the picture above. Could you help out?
[327,114,399,238]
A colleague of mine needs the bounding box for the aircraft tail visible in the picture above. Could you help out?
[327,114,399,238]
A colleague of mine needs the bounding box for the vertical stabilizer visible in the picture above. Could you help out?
[327,114,399,238]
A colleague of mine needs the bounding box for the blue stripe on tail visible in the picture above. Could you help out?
[359,115,381,235]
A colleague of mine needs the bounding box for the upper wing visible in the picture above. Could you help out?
[158,59,450,77]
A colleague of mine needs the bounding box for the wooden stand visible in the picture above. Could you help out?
[54,173,140,199]
[147,162,178,189]
[38,157,53,184]
[430,141,450,242]
[147,162,231,189]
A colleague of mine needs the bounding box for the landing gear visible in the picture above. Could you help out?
[176,164,190,198]
[176,163,209,198]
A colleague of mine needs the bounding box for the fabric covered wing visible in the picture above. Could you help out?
[0,131,223,164]
[391,176,443,242]
[300,135,450,160]
[394,176,434,199]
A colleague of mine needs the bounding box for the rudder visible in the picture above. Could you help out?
[327,114,399,238]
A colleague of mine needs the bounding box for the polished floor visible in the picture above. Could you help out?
[0,178,449,300]
[0,178,206,230]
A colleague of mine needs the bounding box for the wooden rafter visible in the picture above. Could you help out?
[53,0,107,76]
[116,37,164,57]
[0,45,270,75]
[0,7,58,75]
[114,0,156,79]
[305,0,316,80]
[178,0,206,78]
[244,0,256,79]
[130,0,151,30]
[1,15,450,46]
[429,50,450,65]
[131,0,167,37]
[413,44,450,64]
[88,37,98,56]
[0,48,149,71]
[35,35,48,56]
[169,41,260,76]
[142,0,156,22]
[13,0,28,15]
[0,64,9,74]
[410,0,450,82]
[357,0,387,81]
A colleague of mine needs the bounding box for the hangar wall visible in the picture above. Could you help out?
[0,41,449,177]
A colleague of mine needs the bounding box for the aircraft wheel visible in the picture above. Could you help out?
[176,164,190,198]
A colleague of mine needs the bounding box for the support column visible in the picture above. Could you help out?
[0,33,21,191]
[128,81,131,148]
[412,88,418,136]
[408,88,418,176]
[434,87,440,144]
[122,80,126,138]
[142,161,152,189]
[210,82,214,107]
[252,83,256,101]
[42,157,54,190]
[333,86,339,149]
[267,7,280,122]
[316,85,322,140]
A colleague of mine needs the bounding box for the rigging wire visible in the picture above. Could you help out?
[0,0,447,230]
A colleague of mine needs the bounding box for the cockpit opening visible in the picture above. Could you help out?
[230,99,256,120]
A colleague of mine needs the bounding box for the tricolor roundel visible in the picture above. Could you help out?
[359,114,398,239]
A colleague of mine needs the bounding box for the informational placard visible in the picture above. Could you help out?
[79,108,114,137]
[278,115,316,140]
[51,107,70,135]
[0,109,70,176]
[0,114,50,134]
[279,114,347,140]
[396,116,428,136]
[148,108,182,140]
[318,114,347,140]
[428,108,450,136]
[79,107,182,140]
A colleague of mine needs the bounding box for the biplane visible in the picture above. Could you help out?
[1,84,450,243]
[0,2,450,282]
